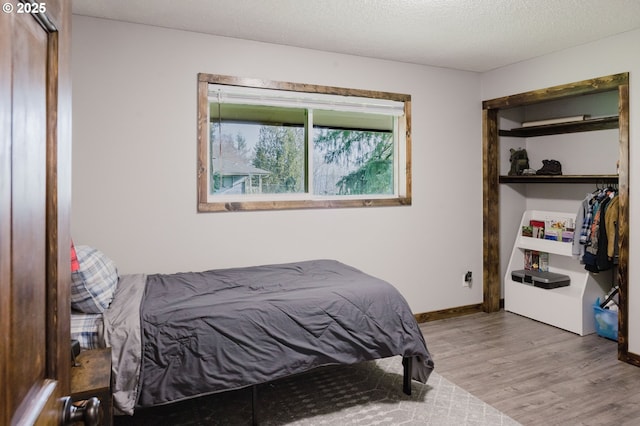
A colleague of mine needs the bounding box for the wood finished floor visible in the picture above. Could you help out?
[419,310,640,426]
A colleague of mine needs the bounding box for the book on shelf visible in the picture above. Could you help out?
[524,249,549,272]
[523,215,575,244]
[543,215,575,243]
[520,115,588,128]
[544,229,560,241]
[531,251,540,271]
[530,220,545,239]
[524,249,533,270]
[539,252,549,272]
[562,230,575,243]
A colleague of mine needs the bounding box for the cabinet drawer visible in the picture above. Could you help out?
[71,348,112,426]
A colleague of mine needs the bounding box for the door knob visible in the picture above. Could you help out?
[61,396,101,426]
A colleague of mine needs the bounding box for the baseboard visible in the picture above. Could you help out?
[414,299,505,323]
[414,303,483,323]
[619,350,640,367]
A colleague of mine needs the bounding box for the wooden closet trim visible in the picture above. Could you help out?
[616,83,636,365]
[481,73,633,364]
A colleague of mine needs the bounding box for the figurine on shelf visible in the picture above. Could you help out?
[508,148,530,176]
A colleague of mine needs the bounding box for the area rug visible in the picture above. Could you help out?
[114,356,521,425]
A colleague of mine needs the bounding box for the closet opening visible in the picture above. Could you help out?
[481,73,633,365]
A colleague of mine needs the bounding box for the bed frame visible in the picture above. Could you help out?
[249,356,413,425]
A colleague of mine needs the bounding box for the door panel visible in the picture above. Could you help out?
[11,10,49,417]
[0,1,71,424]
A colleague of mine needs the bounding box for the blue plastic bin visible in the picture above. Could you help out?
[593,298,618,340]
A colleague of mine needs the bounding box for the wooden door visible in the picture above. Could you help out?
[0,0,72,424]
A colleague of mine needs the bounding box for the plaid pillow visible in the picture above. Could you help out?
[71,311,104,350]
[70,246,119,313]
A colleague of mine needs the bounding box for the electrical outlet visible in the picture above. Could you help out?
[463,271,472,287]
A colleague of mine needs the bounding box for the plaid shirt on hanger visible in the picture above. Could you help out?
[579,196,595,245]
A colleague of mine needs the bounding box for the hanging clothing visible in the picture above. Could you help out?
[605,195,619,259]
[586,193,610,256]
[573,193,593,258]
[581,188,617,273]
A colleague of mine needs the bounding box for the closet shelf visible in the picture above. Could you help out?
[499,116,618,137]
[505,210,611,336]
[516,235,573,256]
[499,174,618,184]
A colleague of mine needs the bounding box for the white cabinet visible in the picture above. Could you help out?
[504,210,611,336]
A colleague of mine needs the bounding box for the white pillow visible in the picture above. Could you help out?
[70,246,118,313]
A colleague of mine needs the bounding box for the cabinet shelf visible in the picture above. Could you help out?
[505,210,610,336]
[516,235,573,256]
[499,174,618,184]
[499,116,618,137]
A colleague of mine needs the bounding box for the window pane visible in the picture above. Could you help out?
[209,103,305,195]
[313,110,394,196]
[252,125,305,194]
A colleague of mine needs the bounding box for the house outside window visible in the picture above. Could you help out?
[197,74,412,212]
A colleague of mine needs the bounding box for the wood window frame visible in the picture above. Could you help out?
[197,73,412,212]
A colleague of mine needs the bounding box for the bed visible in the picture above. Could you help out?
[70,246,434,419]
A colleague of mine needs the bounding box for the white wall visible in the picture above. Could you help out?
[71,16,483,314]
[481,28,640,354]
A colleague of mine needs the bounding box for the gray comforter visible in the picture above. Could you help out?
[104,259,433,415]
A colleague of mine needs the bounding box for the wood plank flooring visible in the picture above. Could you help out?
[419,310,640,426]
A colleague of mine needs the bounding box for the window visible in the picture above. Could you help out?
[197,73,411,212]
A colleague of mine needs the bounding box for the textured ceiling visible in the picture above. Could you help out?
[72,0,640,72]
